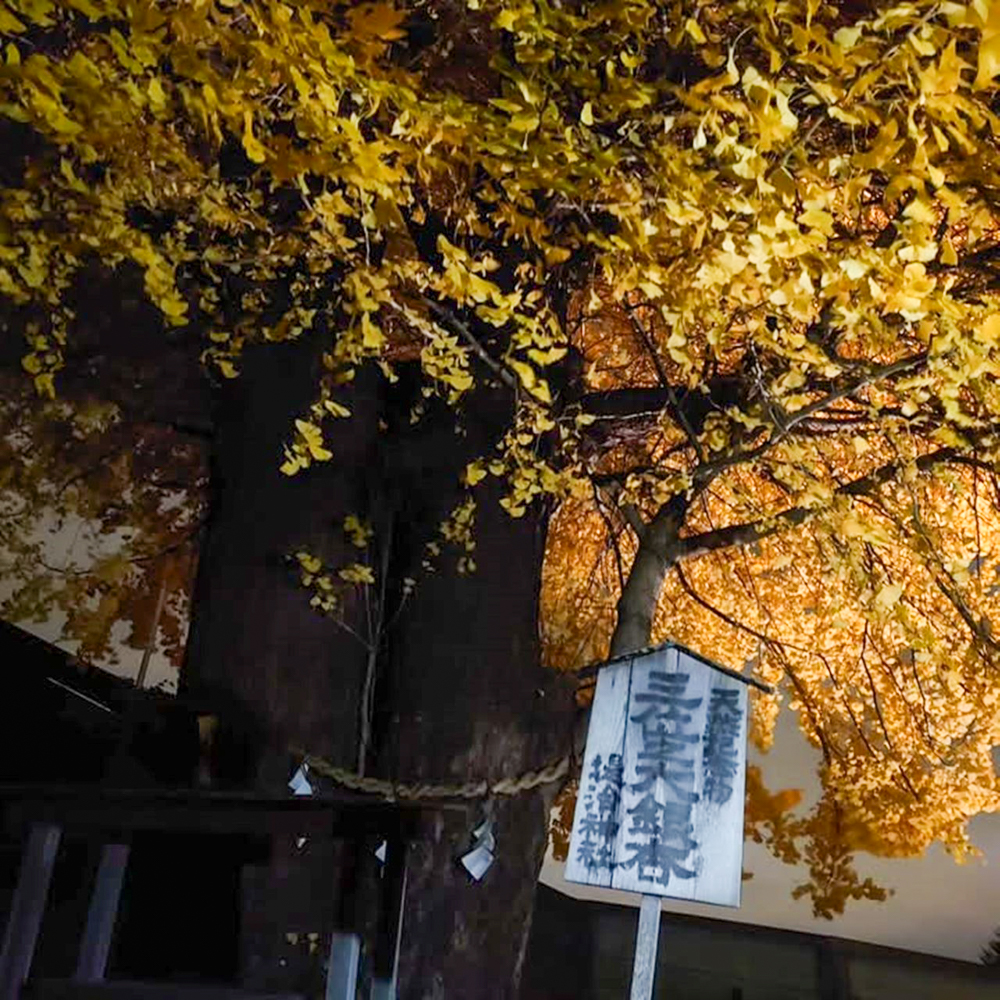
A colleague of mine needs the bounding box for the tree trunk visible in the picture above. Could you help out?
[182,336,380,786]
[610,497,687,656]
[181,361,576,997]
[570,498,688,802]
[180,338,385,993]
[377,493,575,998]
[374,394,577,1000]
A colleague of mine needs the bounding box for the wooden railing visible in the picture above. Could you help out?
[0,784,460,1000]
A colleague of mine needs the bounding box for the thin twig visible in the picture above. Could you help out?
[422,297,518,390]
[357,510,394,777]
[627,308,707,464]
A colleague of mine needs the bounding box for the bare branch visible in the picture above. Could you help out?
[674,562,811,655]
[627,309,707,463]
[690,351,931,488]
[678,446,963,561]
[592,482,626,591]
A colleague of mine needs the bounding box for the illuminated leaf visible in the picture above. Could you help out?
[242,110,266,164]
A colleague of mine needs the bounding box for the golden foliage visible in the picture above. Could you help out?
[542,454,1000,912]
[0,374,206,669]
[5,0,1000,913]
[549,776,578,865]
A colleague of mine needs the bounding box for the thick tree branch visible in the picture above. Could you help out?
[688,352,931,488]
[609,493,688,656]
[594,479,648,540]
[677,446,962,561]
[618,503,647,539]
[580,382,739,421]
[578,352,929,472]
[779,352,928,433]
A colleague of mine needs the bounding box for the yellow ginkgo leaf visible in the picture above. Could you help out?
[294,419,332,461]
[361,313,384,349]
[463,461,488,486]
[508,358,537,390]
[324,399,351,417]
[975,5,1000,88]
[348,3,407,42]
[242,109,266,164]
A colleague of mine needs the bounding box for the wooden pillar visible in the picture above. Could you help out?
[74,843,130,983]
[326,836,367,1000]
[325,933,361,1000]
[370,839,407,1000]
[0,823,62,1000]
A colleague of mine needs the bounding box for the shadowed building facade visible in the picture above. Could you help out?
[522,884,1000,1000]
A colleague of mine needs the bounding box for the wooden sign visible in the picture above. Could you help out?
[565,642,753,907]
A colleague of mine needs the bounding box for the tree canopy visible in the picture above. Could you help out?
[4,0,1000,919]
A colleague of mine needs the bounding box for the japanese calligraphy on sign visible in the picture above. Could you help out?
[574,752,623,871]
[565,642,754,907]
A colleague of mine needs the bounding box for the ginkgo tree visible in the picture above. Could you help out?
[0,359,206,675]
[5,0,1000,992]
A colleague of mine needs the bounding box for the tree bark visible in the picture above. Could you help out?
[375,394,577,1000]
[609,496,687,656]
[182,336,380,786]
[180,338,385,993]
[181,361,576,998]
[571,496,688,768]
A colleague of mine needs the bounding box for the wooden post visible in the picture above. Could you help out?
[74,843,130,983]
[0,823,62,1000]
[370,839,407,1000]
[332,837,373,999]
[324,933,360,1000]
[629,894,661,1000]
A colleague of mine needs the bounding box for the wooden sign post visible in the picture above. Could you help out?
[565,642,768,999]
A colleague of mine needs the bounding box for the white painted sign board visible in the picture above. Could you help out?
[565,643,751,907]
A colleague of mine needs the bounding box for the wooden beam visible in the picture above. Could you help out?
[74,843,130,983]
[32,981,304,1000]
[0,785,456,842]
[0,822,62,1000]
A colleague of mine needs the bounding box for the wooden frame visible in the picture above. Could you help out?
[0,785,461,1000]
